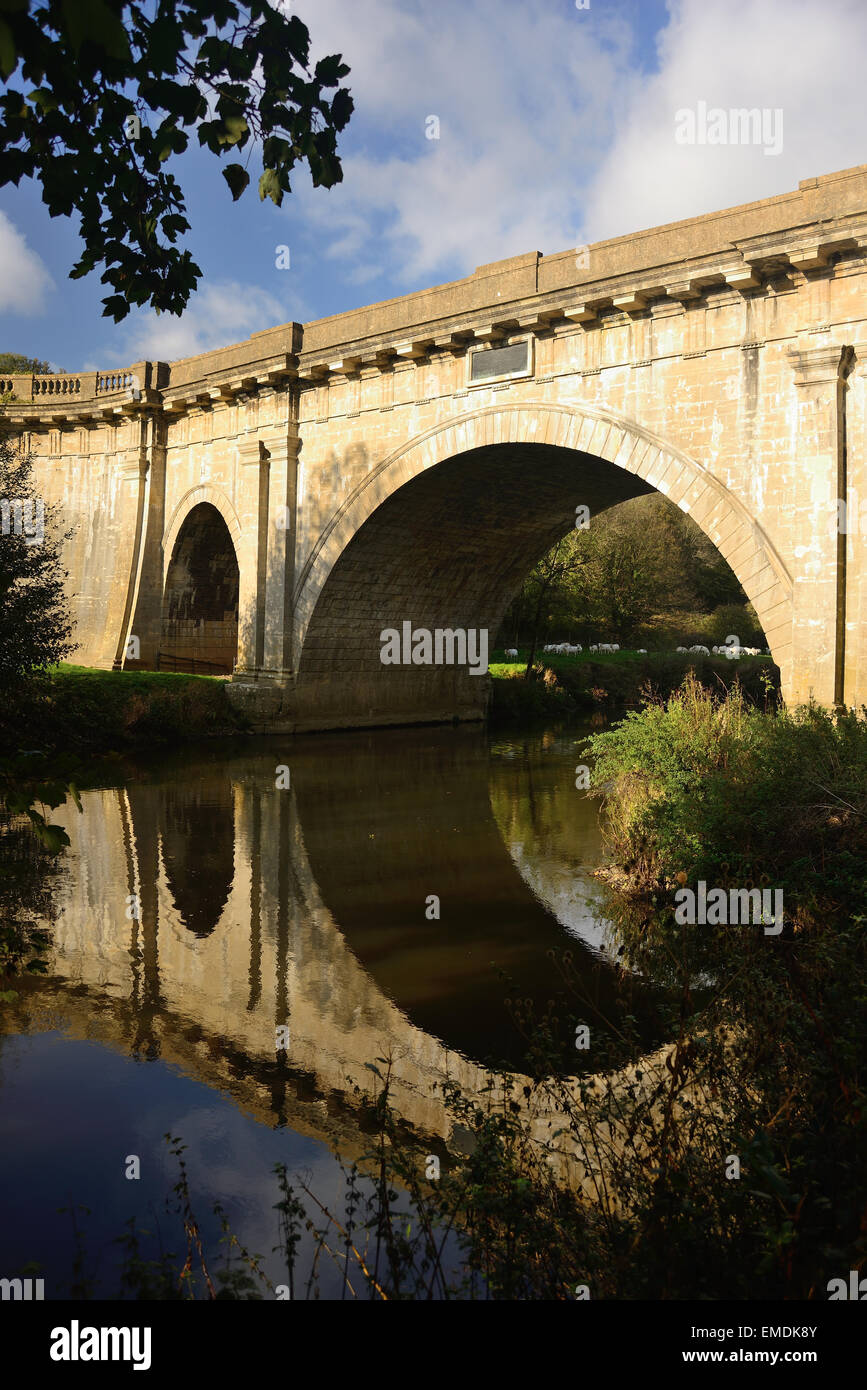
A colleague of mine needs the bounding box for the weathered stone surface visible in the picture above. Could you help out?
[9,162,867,725]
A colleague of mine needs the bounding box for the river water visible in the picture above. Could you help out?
[0,720,667,1298]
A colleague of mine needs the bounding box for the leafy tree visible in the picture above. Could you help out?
[0,434,76,685]
[0,353,53,374]
[501,493,754,649]
[509,535,588,674]
[0,1,353,320]
[574,498,690,643]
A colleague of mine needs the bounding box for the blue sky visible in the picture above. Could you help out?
[1,0,864,372]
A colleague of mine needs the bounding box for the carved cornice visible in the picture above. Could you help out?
[789,343,856,388]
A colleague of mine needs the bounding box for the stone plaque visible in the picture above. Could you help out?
[469,341,529,382]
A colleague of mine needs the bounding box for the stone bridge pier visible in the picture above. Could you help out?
[8,163,867,728]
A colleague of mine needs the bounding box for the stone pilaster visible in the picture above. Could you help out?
[122,413,167,669]
[234,435,270,676]
[107,418,152,669]
[258,429,300,682]
[787,343,855,706]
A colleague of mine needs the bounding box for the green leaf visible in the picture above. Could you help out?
[60,0,130,61]
[222,163,250,201]
[222,114,248,146]
[258,167,282,206]
[31,87,59,113]
[101,293,131,321]
[330,89,353,130]
[38,824,70,854]
[0,18,16,80]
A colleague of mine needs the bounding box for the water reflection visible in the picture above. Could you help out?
[159,779,235,938]
[5,724,666,1155]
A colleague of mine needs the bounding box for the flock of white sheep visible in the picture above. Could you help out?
[504,642,631,656]
[676,644,766,658]
[501,642,768,659]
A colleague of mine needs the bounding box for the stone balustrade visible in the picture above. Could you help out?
[96,370,136,393]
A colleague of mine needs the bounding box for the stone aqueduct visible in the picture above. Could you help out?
[7,162,867,728]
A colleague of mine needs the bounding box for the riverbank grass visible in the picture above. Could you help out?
[489,649,779,722]
[584,672,867,919]
[2,663,248,754]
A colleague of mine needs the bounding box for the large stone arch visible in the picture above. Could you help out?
[293,402,794,725]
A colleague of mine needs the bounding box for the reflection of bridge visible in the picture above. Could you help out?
[14,730,662,1169]
[10,164,867,718]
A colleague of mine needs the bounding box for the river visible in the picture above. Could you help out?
[0,719,668,1298]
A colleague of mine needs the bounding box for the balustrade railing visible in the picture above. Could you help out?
[96,371,135,394]
[0,369,142,404]
[32,376,81,395]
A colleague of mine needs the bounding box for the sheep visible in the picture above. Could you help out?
[505,648,518,659]
[637,648,647,654]
[676,646,688,653]
[689,645,710,655]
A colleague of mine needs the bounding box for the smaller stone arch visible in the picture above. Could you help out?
[160,492,241,674]
[162,485,242,585]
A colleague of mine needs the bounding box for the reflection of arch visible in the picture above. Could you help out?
[161,499,239,673]
[296,401,792,656]
[159,778,235,939]
[290,725,662,1070]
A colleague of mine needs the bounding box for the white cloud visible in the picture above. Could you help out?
[284,0,867,290]
[92,280,303,366]
[0,210,53,314]
[293,0,637,284]
[582,0,867,241]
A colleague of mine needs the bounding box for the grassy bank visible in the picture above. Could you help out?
[0,664,249,758]
[489,648,779,724]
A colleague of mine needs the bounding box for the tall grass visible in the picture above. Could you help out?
[585,673,867,923]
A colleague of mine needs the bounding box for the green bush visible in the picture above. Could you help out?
[585,674,867,920]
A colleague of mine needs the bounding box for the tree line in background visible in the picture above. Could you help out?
[0,353,55,375]
[498,493,766,661]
